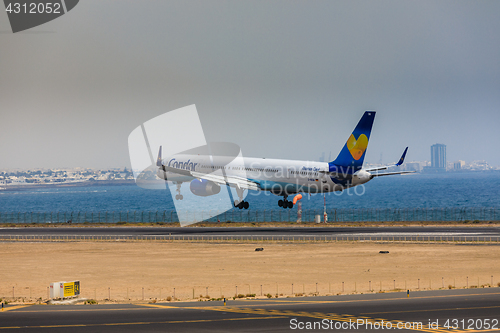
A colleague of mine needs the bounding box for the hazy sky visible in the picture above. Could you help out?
[1,1,499,169]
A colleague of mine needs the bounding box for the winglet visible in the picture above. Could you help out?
[156,146,163,167]
[395,147,408,166]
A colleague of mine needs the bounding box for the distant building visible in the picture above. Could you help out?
[405,162,422,172]
[423,144,447,173]
[11,177,27,185]
[470,160,490,171]
[431,144,446,169]
[454,160,465,170]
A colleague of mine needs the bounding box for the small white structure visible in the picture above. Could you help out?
[50,281,80,299]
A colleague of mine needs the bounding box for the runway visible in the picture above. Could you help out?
[1,288,499,332]
[1,226,500,242]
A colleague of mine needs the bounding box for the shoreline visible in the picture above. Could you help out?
[0,180,135,191]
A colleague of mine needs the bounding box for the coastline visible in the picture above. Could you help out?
[0,180,135,191]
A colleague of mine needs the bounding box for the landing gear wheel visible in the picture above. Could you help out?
[287,201,293,209]
[175,194,180,200]
[235,188,246,209]
[235,200,249,209]
[278,200,283,207]
[179,195,183,200]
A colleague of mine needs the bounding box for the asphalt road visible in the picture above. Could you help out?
[1,226,500,242]
[2,288,499,332]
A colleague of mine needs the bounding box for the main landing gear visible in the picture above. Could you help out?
[234,200,249,209]
[175,183,183,200]
[234,187,249,209]
[278,195,293,209]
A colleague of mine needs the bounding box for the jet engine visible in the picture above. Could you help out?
[352,169,372,185]
[190,179,221,196]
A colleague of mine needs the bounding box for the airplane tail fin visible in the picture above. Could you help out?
[329,111,376,172]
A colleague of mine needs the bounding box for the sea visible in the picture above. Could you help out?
[0,172,499,215]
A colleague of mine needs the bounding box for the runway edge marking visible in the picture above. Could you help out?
[0,305,31,312]
[138,304,444,333]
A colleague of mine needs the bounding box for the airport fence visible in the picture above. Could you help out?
[1,234,499,243]
[1,277,500,303]
[0,207,498,224]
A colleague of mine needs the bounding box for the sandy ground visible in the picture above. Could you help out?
[1,241,499,302]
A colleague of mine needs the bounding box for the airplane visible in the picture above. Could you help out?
[155,111,414,210]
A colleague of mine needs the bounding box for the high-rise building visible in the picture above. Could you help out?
[431,144,447,171]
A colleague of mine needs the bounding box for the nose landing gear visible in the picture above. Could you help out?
[175,183,183,200]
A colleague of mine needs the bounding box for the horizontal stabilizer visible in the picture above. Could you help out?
[371,170,416,177]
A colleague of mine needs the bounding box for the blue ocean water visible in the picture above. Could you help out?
[0,172,499,214]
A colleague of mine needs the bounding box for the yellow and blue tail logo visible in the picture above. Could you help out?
[346,133,369,161]
[329,111,375,173]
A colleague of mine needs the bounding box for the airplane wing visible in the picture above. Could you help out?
[156,146,261,191]
[365,147,408,172]
[159,163,261,191]
[191,170,261,191]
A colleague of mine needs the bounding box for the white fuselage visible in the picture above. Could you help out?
[159,154,373,195]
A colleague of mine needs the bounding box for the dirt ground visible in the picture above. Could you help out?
[1,241,499,303]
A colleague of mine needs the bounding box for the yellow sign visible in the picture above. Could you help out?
[63,281,80,298]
